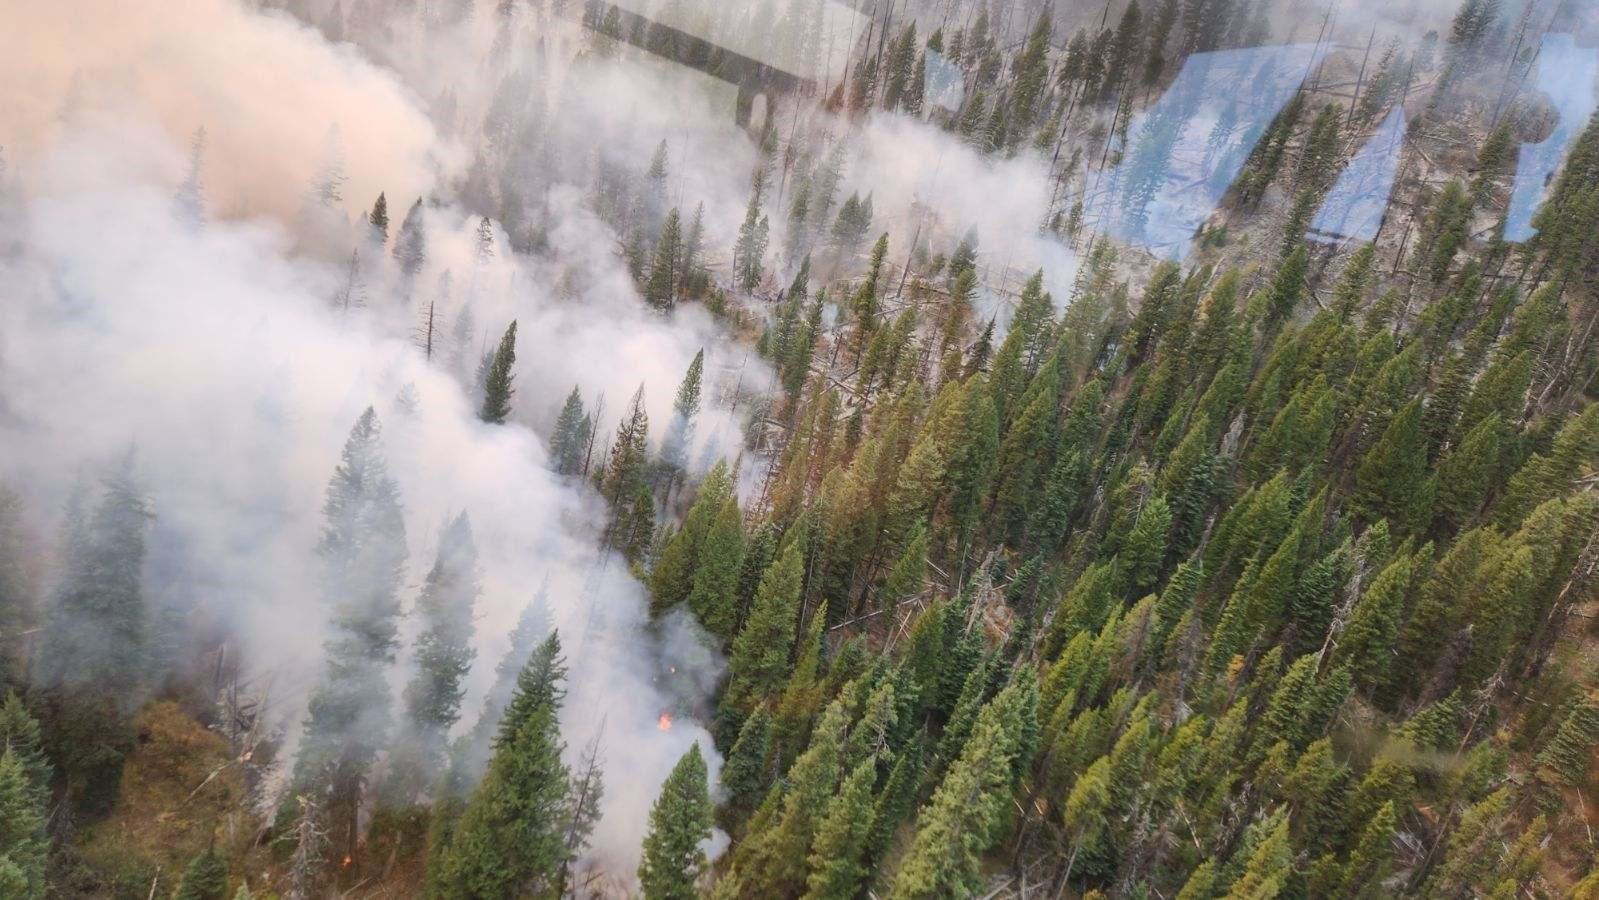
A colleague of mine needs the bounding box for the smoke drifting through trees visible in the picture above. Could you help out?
[2,0,1597,895]
[0,0,793,880]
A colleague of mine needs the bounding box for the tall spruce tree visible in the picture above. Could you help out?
[286,408,408,858]
[734,187,769,293]
[366,192,389,245]
[718,707,774,829]
[685,497,745,640]
[638,744,714,899]
[890,693,1026,898]
[435,633,570,898]
[389,512,480,801]
[479,320,517,424]
[551,386,590,476]
[37,456,151,700]
[723,541,805,716]
[647,208,683,309]
[173,846,229,900]
[660,350,705,489]
[602,386,651,509]
[0,750,46,898]
[801,759,877,899]
[393,197,427,279]
[468,588,553,769]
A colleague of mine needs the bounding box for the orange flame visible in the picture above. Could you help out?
[341,855,352,868]
[657,712,673,731]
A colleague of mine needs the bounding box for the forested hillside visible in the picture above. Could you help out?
[0,0,1596,897]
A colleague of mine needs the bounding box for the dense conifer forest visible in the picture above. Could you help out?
[0,0,1596,897]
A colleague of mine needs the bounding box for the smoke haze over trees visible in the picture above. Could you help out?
[0,0,1597,896]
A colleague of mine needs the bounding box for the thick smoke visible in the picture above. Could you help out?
[0,111,726,871]
[352,0,1086,314]
[0,0,1130,880]
[846,113,1083,307]
[0,0,459,223]
[0,0,763,877]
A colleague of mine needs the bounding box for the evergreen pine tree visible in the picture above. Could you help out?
[1335,550,1416,698]
[862,742,923,869]
[468,589,553,765]
[734,188,769,293]
[1425,181,1472,283]
[479,321,517,424]
[1011,12,1052,127]
[724,542,805,714]
[1177,860,1219,899]
[173,846,229,900]
[882,24,918,110]
[650,462,734,613]
[393,198,427,279]
[391,512,479,798]
[906,52,927,114]
[602,386,651,512]
[1121,495,1173,591]
[1224,812,1292,897]
[718,699,850,897]
[879,520,928,609]
[681,203,706,295]
[1425,788,1512,897]
[1496,405,1599,529]
[1060,755,1113,884]
[0,751,46,898]
[1534,691,1599,799]
[1333,243,1377,319]
[436,634,570,898]
[287,408,407,857]
[559,736,606,896]
[1342,800,1398,894]
[686,498,745,640]
[1266,246,1308,325]
[0,694,48,811]
[719,707,774,829]
[638,744,714,899]
[1432,413,1505,531]
[647,208,683,309]
[37,456,151,697]
[1355,397,1430,527]
[367,192,389,245]
[550,387,589,476]
[889,694,1025,898]
[660,350,704,488]
[801,760,876,899]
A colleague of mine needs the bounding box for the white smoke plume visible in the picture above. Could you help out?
[0,0,762,877]
[846,113,1084,310]
[0,0,1127,880]
[0,0,460,223]
[0,112,728,871]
